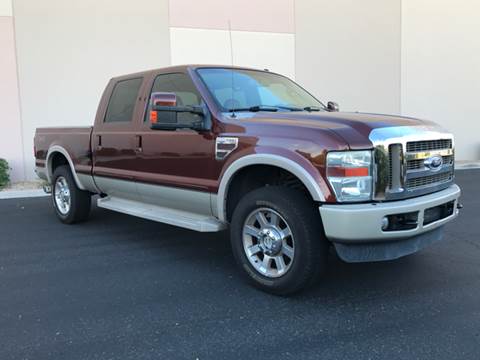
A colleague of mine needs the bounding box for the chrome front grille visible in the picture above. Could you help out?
[406,139,452,152]
[370,126,455,201]
[406,172,453,189]
[404,139,454,193]
[406,155,454,171]
[388,148,393,188]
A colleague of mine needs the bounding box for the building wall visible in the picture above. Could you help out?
[168,0,296,79]
[13,0,171,180]
[1,0,479,182]
[0,0,12,16]
[0,0,24,181]
[401,0,480,160]
[295,0,401,114]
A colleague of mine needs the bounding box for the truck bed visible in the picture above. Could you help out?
[34,126,93,177]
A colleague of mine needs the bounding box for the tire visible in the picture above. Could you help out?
[51,165,91,224]
[230,186,328,295]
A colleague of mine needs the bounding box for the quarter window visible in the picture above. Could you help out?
[105,78,143,123]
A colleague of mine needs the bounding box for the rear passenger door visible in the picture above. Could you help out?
[92,77,145,200]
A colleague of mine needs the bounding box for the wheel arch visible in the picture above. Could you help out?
[217,154,326,222]
[46,146,86,190]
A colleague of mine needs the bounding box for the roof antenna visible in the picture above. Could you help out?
[228,20,236,118]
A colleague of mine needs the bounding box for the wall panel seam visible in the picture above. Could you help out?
[167,0,173,65]
[399,0,403,115]
[169,25,294,35]
[11,2,27,180]
[293,0,296,79]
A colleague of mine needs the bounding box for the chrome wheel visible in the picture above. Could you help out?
[54,176,71,215]
[242,208,295,278]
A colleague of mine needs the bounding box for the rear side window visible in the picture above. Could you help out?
[105,78,143,123]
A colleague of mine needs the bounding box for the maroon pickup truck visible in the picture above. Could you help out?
[34,65,461,294]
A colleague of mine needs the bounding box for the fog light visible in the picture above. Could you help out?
[381,216,389,231]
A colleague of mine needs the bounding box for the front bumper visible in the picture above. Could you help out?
[319,184,461,243]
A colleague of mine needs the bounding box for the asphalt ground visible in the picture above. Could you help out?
[0,170,479,360]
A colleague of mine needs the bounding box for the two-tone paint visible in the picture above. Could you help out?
[34,65,455,227]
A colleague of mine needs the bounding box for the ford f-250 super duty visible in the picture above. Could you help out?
[34,65,461,294]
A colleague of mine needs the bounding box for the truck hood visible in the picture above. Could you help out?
[238,111,433,149]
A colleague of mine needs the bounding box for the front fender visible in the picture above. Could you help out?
[216,147,333,222]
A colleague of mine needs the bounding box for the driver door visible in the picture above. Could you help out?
[133,72,216,215]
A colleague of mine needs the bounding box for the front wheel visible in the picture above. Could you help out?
[52,165,91,224]
[230,186,328,295]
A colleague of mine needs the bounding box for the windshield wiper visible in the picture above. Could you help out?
[227,105,324,113]
[303,106,322,112]
[268,104,324,112]
[273,105,303,112]
[228,105,280,112]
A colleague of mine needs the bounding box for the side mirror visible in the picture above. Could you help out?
[151,92,177,107]
[149,92,208,131]
[149,92,177,124]
[327,101,339,112]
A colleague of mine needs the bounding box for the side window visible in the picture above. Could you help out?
[146,73,201,123]
[105,78,143,123]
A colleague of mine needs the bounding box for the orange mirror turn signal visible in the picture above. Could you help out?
[150,110,158,124]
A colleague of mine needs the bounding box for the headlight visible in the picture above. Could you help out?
[326,150,373,202]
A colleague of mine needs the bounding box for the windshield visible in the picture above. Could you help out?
[196,68,325,112]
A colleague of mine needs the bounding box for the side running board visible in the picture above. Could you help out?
[97,196,226,232]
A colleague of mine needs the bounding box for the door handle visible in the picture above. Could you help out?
[96,135,102,151]
[135,135,142,153]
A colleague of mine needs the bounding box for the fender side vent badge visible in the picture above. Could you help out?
[215,137,238,161]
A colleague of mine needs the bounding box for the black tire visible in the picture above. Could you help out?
[51,165,91,224]
[230,186,328,295]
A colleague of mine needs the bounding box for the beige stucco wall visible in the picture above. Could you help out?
[295,0,401,115]
[169,0,295,33]
[0,3,24,182]
[170,28,296,80]
[401,0,480,161]
[13,0,171,180]
[0,0,12,16]
[169,0,296,80]
[1,0,478,182]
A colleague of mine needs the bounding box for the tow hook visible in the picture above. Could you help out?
[43,184,52,194]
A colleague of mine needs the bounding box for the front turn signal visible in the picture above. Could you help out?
[326,150,373,202]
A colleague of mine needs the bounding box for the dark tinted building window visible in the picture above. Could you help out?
[105,78,143,123]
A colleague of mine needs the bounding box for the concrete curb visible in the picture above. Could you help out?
[456,164,480,170]
[0,189,49,200]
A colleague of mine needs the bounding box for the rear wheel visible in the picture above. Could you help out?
[230,186,328,295]
[52,165,91,224]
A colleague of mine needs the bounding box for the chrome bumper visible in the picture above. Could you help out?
[319,184,461,243]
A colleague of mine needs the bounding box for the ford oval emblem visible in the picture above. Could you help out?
[424,155,443,171]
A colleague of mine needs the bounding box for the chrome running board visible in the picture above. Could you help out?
[97,196,226,232]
